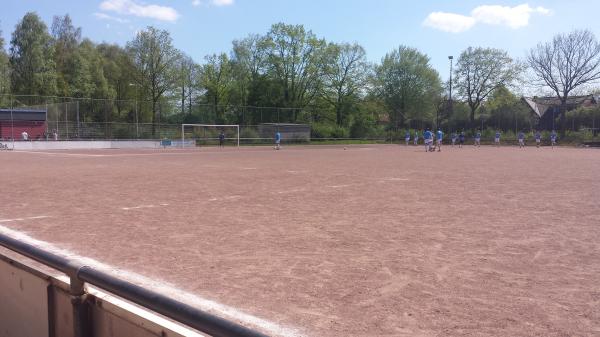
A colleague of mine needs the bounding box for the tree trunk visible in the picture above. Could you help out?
[151,99,156,136]
[559,99,567,137]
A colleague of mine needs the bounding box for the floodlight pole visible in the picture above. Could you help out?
[448,56,453,118]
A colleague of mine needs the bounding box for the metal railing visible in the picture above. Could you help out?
[0,232,268,337]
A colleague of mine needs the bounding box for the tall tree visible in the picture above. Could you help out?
[321,42,369,126]
[176,53,198,115]
[265,23,327,119]
[527,30,600,133]
[454,47,521,127]
[483,85,531,132]
[127,26,179,131]
[201,53,233,123]
[9,12,56,96]
[374,46,442,129]
[97,43,136,120]
[51,14,81,96]
[231,34,268,107]
[0,22,10,99]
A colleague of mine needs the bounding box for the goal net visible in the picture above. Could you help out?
[181,124,240,147]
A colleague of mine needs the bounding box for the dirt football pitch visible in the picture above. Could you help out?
[1,144,599,337]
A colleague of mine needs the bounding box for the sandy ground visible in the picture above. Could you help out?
[1,144,599,337]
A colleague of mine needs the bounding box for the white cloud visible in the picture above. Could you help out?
[471,4,551,29]
[99,0,179,22]
[423,3,552,33]
[93,12,129,23]
[423,12,476,33]
[212,0,234,5]
[191,0,234,7]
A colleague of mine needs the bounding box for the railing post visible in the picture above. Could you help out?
[70,274,91,337]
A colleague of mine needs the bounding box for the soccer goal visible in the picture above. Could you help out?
[181,124,240,147]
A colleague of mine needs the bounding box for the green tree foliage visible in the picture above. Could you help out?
[8,11,598,136]
[374,46,442,129]
[71,39,109,99]
[9,12,56,96]
[176,53,199,115]
[0,22,10,99]
[97,43,137,120]
[230,34,268,107]
[265,23,327,116]
[321,42,369,126]
[454,47,522,126]
[480,85,531,132]
[127,26,180,129]
[200,53,233,123]
[51,14,81,96]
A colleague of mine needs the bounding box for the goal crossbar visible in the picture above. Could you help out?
[181,124,240,147]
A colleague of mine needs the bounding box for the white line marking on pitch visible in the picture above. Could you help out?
[208,195,242,202]
[241,167,257,170]
[13,151,204,158]
[276,188,306,194]
[0,224,303,337]
[0,215,51,223]
[286,170,304,174]
[327,184,351,189]
[121,204,169,211]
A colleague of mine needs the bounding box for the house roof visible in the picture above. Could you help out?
[521,95,597,118]
[0,109,47,121]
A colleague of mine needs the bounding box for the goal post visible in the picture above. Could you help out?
[181,124,240,148]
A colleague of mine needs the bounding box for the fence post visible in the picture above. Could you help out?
[76,100,80,139]
[10,95,14,149]
[65,101,69,139]
[135,99,139,139]
[70,276,91,337]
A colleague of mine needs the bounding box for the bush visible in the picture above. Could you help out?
[331,125,349,138]
[311,123,350,139]
[311,123,334,139]
[350,113,381,138]
[240,127,260,143]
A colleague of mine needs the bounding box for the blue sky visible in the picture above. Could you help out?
[1,0,599,86]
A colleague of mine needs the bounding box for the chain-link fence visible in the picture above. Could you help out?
[4,94,594,145]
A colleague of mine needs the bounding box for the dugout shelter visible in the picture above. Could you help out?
[0,108,47,140]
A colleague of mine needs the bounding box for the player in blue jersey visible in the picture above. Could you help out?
[474,130,481,147]
[275,131,282,150]
[423,128,433,152]
[518,131,525,148]
[550,130,557,148]
[405,131,411,146]
[494,130,501,147]
[534,130,542,148]
[436,129,443,152]
[458,131,465,148]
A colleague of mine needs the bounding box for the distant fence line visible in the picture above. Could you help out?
[1,94,598,143]
[0,94,316,126]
